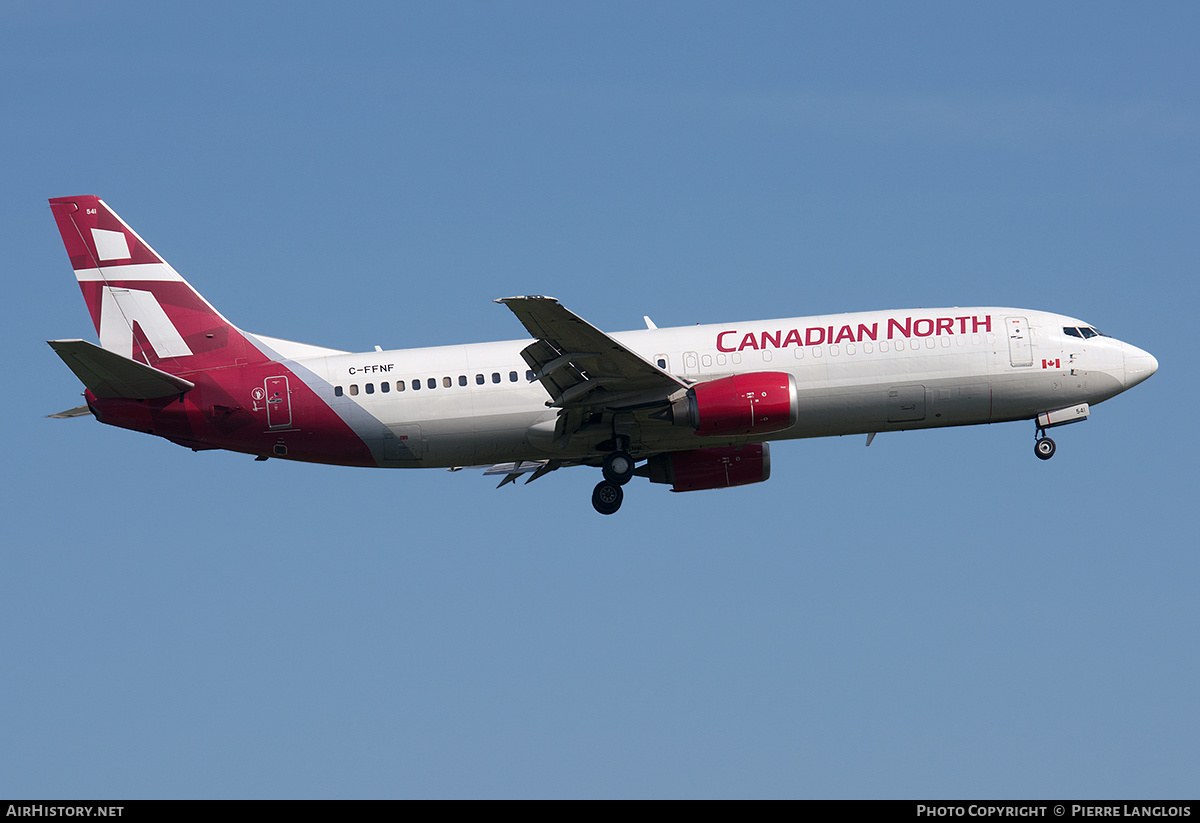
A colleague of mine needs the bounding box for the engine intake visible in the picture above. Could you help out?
[671,372,798,436]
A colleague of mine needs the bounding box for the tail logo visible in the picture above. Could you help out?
[91,228,131,261]
[99,286,194,360]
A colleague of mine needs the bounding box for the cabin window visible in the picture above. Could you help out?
[428,377,436,389]
[443,376,452,388]
[716,354,727,366]
[334,386,343,397]
[657,358,666,368]
[349,384,359,396]
[396,381,405,392]
[459,375,467,386]
[492,372,501,384]
[762,350,773,362]
[829,345,839,357]
[476,374,485,385]
[879,341,889,353]
[526,370,534,381]
[509,371,518,382]
[810,346,822,358]
[701,354,712,367]
[846,343,856,355]
[381,381,390,393]
[365,383,375,394]
[412,379,421,391]
[794,347,804,360]
[941,337,951,348]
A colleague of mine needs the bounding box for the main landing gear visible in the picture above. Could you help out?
[592,480,624,515]
[592,441,635,515]
[602,449,635,485]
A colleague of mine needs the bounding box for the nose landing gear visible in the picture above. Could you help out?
[1032,404,1090,460]
[1034,436,1056,460]
[1033,420,1057,460]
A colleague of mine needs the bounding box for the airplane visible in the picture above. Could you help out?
[46,195,1158,514]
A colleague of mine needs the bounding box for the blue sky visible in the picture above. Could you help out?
[3,1,1197,798]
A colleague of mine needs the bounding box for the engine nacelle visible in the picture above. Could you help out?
[641,444,771,492]
[671,372,798,436]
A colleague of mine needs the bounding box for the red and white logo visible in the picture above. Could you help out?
[1042,358,1061,369]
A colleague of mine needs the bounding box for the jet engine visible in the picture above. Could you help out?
[639,443,771,492]
[669,372,798,436]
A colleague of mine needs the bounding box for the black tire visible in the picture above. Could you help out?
[602,450,635,485]
[592,480,624,515]
[1034,437,1056,460]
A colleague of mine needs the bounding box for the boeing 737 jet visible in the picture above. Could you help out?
[47,196,1158,514]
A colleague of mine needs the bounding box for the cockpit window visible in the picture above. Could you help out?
[1079,327,1097,339]
[1064,327,1082,338]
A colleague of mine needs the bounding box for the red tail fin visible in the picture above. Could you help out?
[48,196,268,373]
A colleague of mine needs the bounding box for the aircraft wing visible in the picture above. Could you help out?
[496,296,687,410]
[48,339,195,399]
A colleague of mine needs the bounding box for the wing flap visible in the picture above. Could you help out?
[48,339,195,399]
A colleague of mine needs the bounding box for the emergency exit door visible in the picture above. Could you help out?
[1006,316,1033,367]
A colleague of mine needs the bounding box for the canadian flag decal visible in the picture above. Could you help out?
[1042,358,1061,369]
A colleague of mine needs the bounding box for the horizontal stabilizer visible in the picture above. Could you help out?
[48,339,195,399]
[47,405,92,419]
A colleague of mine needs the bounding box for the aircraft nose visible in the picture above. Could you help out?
[1123,343,1158,389]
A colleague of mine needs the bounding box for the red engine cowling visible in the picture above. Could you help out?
[671,372,798,436]
[643,444,771,492]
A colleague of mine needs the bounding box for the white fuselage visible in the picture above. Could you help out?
[282,307,1152,468]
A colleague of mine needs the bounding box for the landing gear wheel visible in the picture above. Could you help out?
[1034,437,1056,460]
[602,450,635,485]
[592,481,624,515]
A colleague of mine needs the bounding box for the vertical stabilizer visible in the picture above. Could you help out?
[48,196,269,372]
